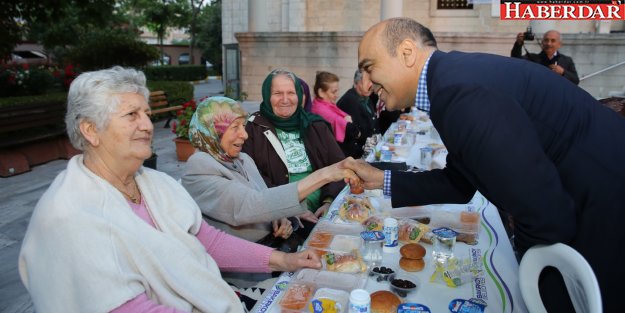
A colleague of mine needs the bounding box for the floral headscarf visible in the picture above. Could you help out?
[188,96,248,164]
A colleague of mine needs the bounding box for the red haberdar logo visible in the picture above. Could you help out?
[500,1,625,20]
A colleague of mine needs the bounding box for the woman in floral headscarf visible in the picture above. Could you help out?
[182,96,354,246]
[242,69,346,230]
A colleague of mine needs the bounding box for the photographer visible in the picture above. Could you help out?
[511,29,579,85]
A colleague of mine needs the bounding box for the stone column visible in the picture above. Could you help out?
[596,21,612,34]
[248,0,268,32]
[281,0,289,31]
[381,0,403,20]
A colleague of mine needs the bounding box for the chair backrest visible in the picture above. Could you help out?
[519,243,602,313]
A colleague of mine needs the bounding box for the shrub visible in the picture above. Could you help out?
[0,64,58,97]
[26,68,56,95]
[0,92,68,109]
[146,81,193,105]
[67,30,160,71]
[143,65,208,81]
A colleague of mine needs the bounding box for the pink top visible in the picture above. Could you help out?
[111,198,274,312]
[311,98,349,142]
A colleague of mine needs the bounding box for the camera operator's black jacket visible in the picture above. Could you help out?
[511,42,579,85]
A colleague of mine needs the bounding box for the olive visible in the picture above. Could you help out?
[391,278,416,289]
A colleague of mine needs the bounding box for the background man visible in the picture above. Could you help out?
[511,29,579,84]
[347,17,624,312]
[337,69,379,158]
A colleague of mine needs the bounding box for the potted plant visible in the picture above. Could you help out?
[171,99,197,161]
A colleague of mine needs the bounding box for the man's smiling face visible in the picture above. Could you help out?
[358,24,417,111]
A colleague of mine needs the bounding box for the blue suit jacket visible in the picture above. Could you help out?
[391,50,625,311]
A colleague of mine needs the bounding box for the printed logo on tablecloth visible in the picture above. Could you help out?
[255,272,295,312]
[470,248,488,301]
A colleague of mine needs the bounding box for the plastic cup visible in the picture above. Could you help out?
[432,227,458,264]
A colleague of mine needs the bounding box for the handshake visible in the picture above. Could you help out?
[341,157,386,191]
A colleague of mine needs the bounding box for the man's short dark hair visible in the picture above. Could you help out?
[383,18,438,56]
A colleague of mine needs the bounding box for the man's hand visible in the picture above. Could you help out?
[268,249,322,272]
[339,157,385,189]
[548,64,565,75]
[515,32,524,45]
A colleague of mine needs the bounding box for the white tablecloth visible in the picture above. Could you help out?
[251,189,527,313]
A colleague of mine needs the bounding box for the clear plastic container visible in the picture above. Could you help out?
[322,250,368,273]
[278,281,316,312]
[329,234,364,252]
[389,272,421,298]
[429,207,480,245]
[313,219,365,236]
[338,195,376,224]
[397,218,430,243]
[361,231,384,267]
[362,214,385,231]
[295,268,368,291]
[368,265,396,282]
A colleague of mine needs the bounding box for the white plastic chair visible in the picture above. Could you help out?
[519,243,602,313]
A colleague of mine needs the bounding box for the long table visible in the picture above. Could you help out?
[251,188,527,313]
[252,116,527,312]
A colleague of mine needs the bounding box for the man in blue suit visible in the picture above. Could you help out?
[345,17,624,312]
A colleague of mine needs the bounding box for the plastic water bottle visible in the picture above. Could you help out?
[383,217,398,253]
[380,146,392,162]
[349,289,371,313]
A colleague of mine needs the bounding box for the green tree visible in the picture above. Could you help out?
[187,0,205,65]
[139,0,189,65]
[196,0,221,73]
[0,0,116,60]
[68,29,160,70]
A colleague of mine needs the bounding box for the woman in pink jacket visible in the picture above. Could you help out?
[311,71,363,158]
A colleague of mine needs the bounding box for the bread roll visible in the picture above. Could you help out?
[370,290,401,313]
[399,257,425,272]
[400,243,426,259]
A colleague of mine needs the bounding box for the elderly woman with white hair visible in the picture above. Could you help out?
[18,66,321,313]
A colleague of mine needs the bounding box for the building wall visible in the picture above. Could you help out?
[237,31,625,101]
[225,1,625,100]
[222,0,623,46]
[154,45,203,65]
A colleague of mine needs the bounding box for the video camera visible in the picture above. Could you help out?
[523,26,535,41]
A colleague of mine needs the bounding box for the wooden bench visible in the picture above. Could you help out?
[0,101,67,149]
[149,90,185,128]
[0,101,80,177]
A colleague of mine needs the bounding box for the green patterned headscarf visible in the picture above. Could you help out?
[188,96,248,163]
[260,69,324,136]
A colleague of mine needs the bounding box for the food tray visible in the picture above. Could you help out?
[312,219,364,235]
[294,268,368,291]
[328,234,363,252]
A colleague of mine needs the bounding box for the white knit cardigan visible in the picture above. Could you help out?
[19,155,243,313]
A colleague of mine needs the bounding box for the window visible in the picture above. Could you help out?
[437,0,473,10]
[430,0,478,17]
[178,53,190,65]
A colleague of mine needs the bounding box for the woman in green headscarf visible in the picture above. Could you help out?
[242,69,347,232]
[182,96,354,246]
